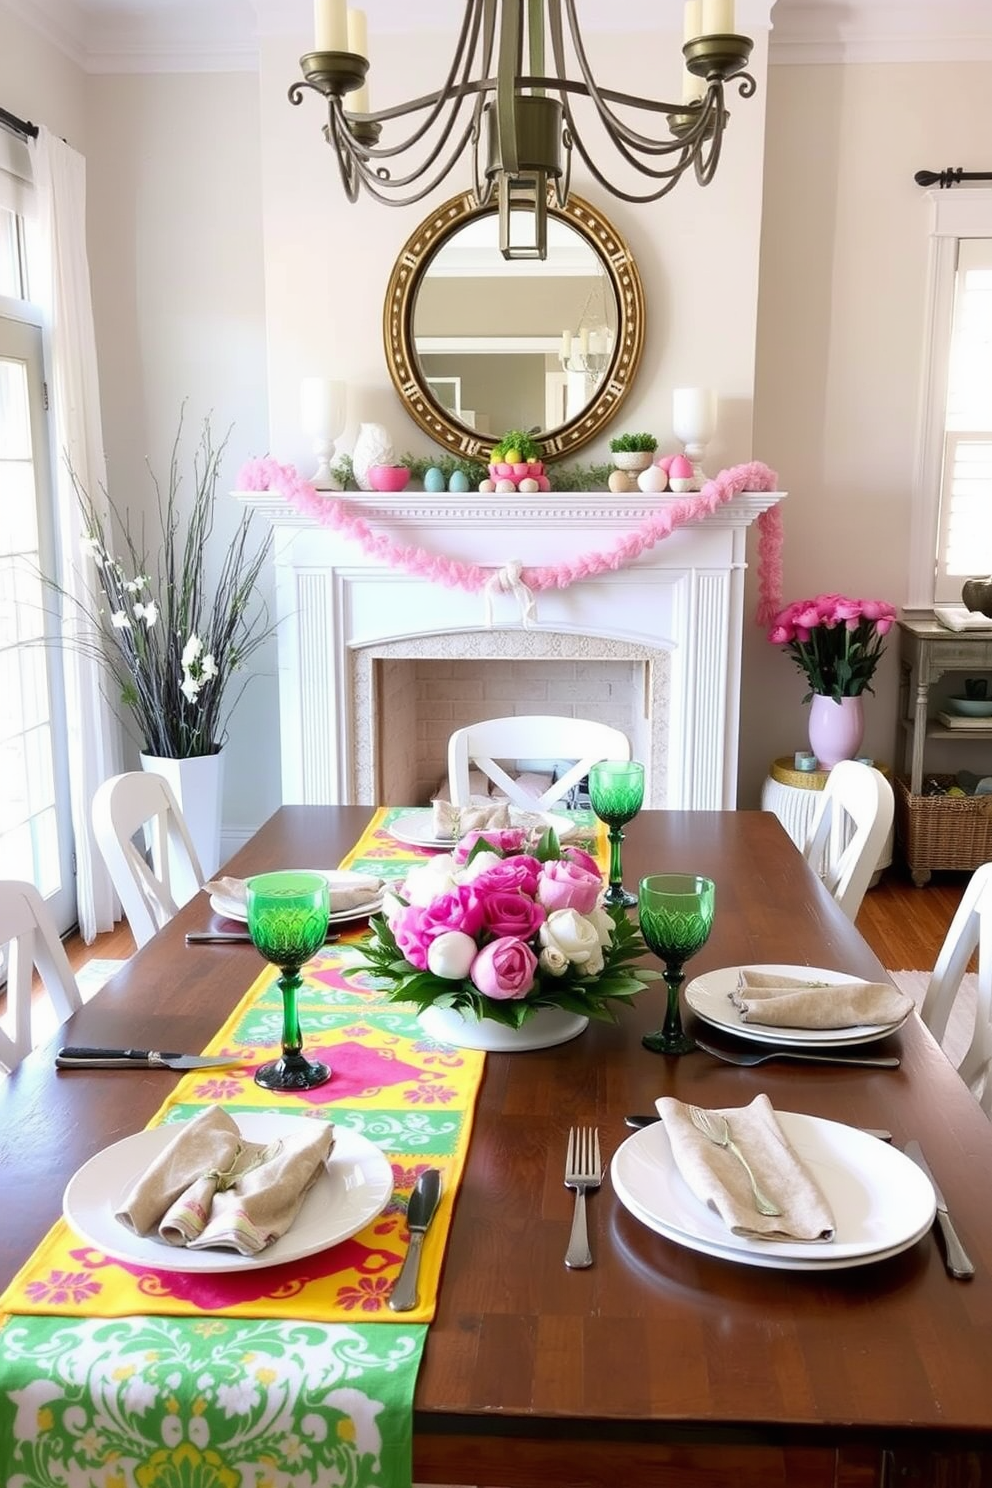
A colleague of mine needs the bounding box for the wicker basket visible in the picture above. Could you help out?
[894,774,992,883]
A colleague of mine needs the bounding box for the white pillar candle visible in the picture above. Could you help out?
[579,327,590,357]
[683,0,703,43]
[682,68,707,104]
[672,387,717,443]
[301,377,346,439]
[314,0,347,51]
[561,330,572,360]
[701,0,735,33]
[346,7,367,56]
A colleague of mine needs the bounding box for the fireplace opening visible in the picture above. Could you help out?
[351,635,670,808]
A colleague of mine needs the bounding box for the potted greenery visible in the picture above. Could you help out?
[488,429,548,490]
[609,432,658,473]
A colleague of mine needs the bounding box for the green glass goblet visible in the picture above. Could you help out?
[246,870,332,1091]
[638,873,715,1055]
[588,760,645,907]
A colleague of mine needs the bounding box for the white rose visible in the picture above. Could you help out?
[456,850,502,883]
[538,945,569,978]
[539,908,605,976]
[402,857,458,906]
[427,931,478,979]
[380,888,406,926]
[587,905,614,948]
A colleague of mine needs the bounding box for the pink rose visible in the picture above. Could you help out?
[563,845,600,877]
[391,886,484,970]
[472,856,542,896]
[537,859,602,914]
[390,904,432,970]
[479,888,546,940]
[453,827,528,864]
[470,937,538,999]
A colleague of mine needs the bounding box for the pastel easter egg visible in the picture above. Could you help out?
[424,467,446,493]
[537,475,551,492]
[656,454,676,473]
[478,479,497,492]
[638,465,669,493]
[518,477,540,494]
[669,454,694,480]
[448,470,470,493]
[495,478,517,494]
[669,477,694,492]
[608,468,635,494]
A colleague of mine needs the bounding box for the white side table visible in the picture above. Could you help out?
[760,757,893,884]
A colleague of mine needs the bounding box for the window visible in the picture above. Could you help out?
[910,189,992,609]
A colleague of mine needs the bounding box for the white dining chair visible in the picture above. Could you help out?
[801,759,894,922]
[446,715,632,810]
[92,771,205,948]
[918,861,992,1113]
[0,880,82,1074]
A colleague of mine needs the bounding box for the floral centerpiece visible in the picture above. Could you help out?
[767,594,898,703]
[345,826,658,1030]
[59,414,274,758]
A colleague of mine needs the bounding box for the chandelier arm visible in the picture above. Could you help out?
[693,116,724,185]
[326,110,363,201]
[331,108,485,207]
[562,130,695,204]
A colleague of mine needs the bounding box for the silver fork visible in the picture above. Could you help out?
[564,1126,602,1269]
[688,1106,783,1217]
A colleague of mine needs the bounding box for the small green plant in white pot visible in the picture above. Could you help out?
[609,432,657,473]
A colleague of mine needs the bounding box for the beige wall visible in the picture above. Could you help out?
[7,7,992,835]
[748,59,992,802]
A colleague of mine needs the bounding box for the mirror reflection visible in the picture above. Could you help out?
[384,192,644,459]
[413,213,619,437]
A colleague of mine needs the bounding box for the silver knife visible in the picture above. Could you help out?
[904,1140,975,1280]
[56,1046,246,1071]
[388,1167,442,1312]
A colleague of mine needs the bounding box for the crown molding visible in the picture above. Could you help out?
[769,0,992,65]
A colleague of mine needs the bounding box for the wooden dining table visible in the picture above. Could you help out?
[3,805,992,1488]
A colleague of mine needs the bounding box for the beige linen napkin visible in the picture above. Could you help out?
[732,968,912,1029]
[204,872,383,915]
[431,799,511,838]
[656,1093,835,1242]
[116,1107,334,1256]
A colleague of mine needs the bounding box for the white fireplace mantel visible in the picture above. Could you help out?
[241,488,785,810]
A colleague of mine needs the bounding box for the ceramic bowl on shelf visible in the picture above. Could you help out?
[368,464,410,493]
[947,697,992,717]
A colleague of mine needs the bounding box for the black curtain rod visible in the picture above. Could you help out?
[0,106,38,140]
[915,167,992,188]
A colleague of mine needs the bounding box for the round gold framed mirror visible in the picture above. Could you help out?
[383,191,645,460]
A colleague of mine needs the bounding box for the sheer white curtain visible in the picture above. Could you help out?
[27,125,121,941]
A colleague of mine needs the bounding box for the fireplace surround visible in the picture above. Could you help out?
[241,487,784,810]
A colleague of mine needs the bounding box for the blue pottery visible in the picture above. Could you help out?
[424,467,446,493]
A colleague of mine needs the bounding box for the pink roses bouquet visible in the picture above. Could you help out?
[768,593,898,703]
[345,826,658,1029]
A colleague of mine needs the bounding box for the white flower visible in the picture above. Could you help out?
[539,908,605,976]
[587,905,614,947]
[201,652,218,681]
[401,857,458,907]
[110,609,131,629]
[456,850,503,883]
[80,535,103,560]
[124,576,147,594]
[538,945,569,977]
[181,634,203,668]
[427,931,478,979]
[133,600,158,628]
[180,674,202,702]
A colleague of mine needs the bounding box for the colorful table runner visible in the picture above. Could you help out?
[3,807,566,1488]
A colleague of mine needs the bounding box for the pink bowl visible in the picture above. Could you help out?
[368,464,410,493]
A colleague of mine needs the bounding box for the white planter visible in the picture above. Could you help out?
[140,748,225,900]
[611,450,654,473]
[418,1002,589,1052]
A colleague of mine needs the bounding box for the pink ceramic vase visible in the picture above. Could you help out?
[807,694,865,770]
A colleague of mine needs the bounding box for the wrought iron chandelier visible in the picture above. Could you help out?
[291,1,755,261]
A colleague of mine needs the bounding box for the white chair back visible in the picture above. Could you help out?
[919,860,992,1113]
[801,760,894,922]
[447,715,632,810]
[0,880,82,1073]
[92,771,205,948]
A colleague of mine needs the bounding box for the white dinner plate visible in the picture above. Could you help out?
[210,870,384,926]
[386,806,581,849]
[611,1113,935,1271]
[63,1114,393,1274]
[685,964,912,1048]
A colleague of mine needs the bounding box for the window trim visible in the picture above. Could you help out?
[909,187,992,608]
